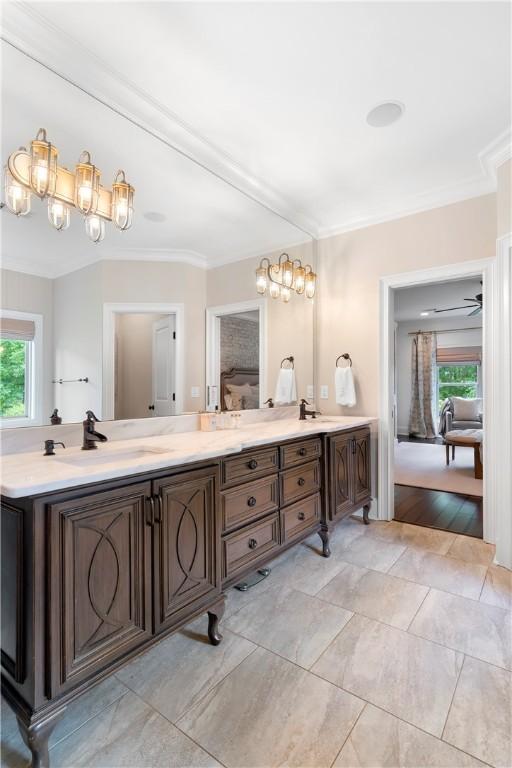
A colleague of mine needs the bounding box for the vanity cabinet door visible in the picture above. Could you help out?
[48,482,153,696]
[352,428,371,504]
[152,466,220,633]
[329,432,354,520]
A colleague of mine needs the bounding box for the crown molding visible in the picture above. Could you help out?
[1,2,319,239]
[479,127,512,181]
[317,173,496,240]
[105,248,208,270]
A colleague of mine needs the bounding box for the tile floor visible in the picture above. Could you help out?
[1,517,511,768]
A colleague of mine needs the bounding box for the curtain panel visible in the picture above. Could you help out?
[408,331,437,438]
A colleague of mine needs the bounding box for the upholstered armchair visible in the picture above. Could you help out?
[445,397,483,432]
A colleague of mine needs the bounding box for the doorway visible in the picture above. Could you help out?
[393,277,484,537]
[206,300,267,411]
[378,259,496,544]
[103,302,184,420]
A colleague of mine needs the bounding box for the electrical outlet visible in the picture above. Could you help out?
[306,384,314,399]
[191,386,200,398]
[320,385,329,399]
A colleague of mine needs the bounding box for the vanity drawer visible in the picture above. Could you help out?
[222,513,280,580]
[221,475,279,532]
[281,460,321,506]
[221,447,279,488]
[282,493,321,542]
[280,437,322,468]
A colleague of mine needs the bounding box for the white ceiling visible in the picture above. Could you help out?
[394,278,483,322]
[1,1,511,276]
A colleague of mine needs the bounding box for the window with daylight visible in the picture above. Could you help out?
[437,363,480,413]
[0,312,42,426]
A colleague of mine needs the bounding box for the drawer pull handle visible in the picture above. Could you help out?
[298,477,306,487]
[248,459,258,470]
[298,447,307,456]
[247,496,257,507]
[248,538,258,549]
[298,511,306,521]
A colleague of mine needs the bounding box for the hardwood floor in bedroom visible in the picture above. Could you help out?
[394,484,483,539]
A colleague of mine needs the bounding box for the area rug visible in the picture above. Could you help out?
[394,442,483,497]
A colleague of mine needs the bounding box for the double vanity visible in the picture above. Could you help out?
[1,413,373,767]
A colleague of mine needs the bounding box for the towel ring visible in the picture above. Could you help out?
[280,356,294,369]
[336,354,352,368]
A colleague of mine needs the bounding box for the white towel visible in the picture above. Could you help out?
[275,368,297,405]
[335,366,356,407]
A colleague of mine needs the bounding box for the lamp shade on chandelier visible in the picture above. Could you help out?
[2,128,135,243]
[256,252,316,302]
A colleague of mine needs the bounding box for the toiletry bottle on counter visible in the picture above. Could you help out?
[200,411,217,431]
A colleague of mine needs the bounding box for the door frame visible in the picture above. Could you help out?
[379,257,498,545]
[205,299,267,411]
[103,302,184,420]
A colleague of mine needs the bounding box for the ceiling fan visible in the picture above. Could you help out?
[428,283,483,317]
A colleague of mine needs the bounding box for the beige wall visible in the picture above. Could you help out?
[316,193,497,417]
[207,241,315,403]
[0,268,54,422]
[497,159,512,237]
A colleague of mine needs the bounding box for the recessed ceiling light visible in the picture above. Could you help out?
[420,311,430,317]
[366,101,404,128]
[143,211,166,223]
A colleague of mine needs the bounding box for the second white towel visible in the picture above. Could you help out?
[335,366,356,407]
[275,368,297,405]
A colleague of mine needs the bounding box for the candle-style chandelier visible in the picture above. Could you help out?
[255,252,316,302]
[3,128,134,243]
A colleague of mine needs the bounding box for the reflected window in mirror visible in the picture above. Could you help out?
[0,310,43,427]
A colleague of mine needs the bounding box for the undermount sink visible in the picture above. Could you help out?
[56,446,170,467]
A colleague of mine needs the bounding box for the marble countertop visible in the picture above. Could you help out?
[0,416,376,498]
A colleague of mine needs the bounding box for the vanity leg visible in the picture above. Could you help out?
[319,524,331,558]
[17,708,65,768]
[363,503,370,525]
[207,597,225,646]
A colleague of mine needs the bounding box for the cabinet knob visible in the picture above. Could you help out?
[148,404,155,411]
[247,496,257,507]
[248,459,258,470]
[248,538,258,549]
[298,447,307,456]
[297,477,306,487]
[298,511,306,521]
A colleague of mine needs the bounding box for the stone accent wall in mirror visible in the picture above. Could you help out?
[0,41,316,428]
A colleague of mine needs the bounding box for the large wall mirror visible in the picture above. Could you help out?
[1,42,316,428]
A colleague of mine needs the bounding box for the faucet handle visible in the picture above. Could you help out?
[85,410,100,422]
[300,398,309,405]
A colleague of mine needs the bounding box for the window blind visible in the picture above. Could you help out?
[436,346,481,364]
[0,317,36,341]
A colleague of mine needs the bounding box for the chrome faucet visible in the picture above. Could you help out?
[82,410,108,450]
[299,399,320,420]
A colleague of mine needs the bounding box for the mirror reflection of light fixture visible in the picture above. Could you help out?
[75,151,100,215]
[282,257,294,288]
[48,198,70,231]
[281,286,291,303]
[4,165,31,216]
[255,252,315,302]
[29,128,57,198]
[293,264,306,294]
[111,169,134,230]
[85,213,105,243]
[305,269,316,299]
[256,266,268,294]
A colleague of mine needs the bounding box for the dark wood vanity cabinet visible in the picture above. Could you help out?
[152,468,219,633]
[1,425,371,767]
[323,427,372,545]
[48,482,153,696]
